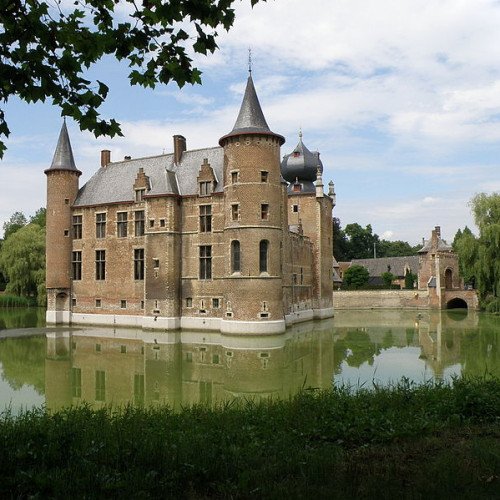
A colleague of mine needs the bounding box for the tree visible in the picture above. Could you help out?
[333,217,349,261]
[0,224,46,305]
[381,271,395,288]
[404,269,417,289]
[0,0,263,157]
[343,265,370,289]
[344,223,379,260]
[377,239,419,257]
[2,211,27,240]
[454,193,500,303]
[30,208,46,228]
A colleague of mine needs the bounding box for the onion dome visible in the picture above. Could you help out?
[281,132,323,192]
[219,74,285,145]
[45,120,81,175]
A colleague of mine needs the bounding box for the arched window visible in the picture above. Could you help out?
[259,240,269,273]
[231,240,241,273]
[445,268,453,289]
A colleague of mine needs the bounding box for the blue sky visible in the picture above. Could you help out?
[1,0,499,244]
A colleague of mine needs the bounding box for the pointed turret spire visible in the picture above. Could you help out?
[46,121,80,173]
[219,74,284,145]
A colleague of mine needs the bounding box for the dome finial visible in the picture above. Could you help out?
[299,127,302,140]
[248,47,252,74]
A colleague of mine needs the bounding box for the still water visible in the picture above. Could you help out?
[0,308,498,414]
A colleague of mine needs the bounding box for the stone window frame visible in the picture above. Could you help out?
[71,251,82,280]
[95,212,106,239]
[95,370,106,401]
[72,214,83,239]
[134,210,145,236]
[135,188,146,203]
[199,181,212,197]
[95,250,106,280]
[117,211,128,238]
[261,203,269,221]
[134,248,145,280]
[231,203,240,222]
[231,240,241,273]
[259,240,269,274]
[260,170,269,183]
[199,204,212,233]
[231,170,239,184]
[199,245,212,280]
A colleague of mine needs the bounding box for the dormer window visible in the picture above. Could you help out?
[293,183,301,192]
[293,151,300,157]
[135,189,145,202]
[199,181,212,196]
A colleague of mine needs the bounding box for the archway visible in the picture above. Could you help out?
[444,268,453,289]
[446,297,468,309]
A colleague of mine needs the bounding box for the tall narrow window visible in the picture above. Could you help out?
[95,250,106,280]
[96,213,106,238]
[134,374,145,405]
[72,215,82,239]
[117,212,128,237]
[261,171,268,182]
[199,245,212,279]
[199,181,212,196]
[95,370,106,401]
[199,205,212,232]
[231,240,241,273]
[259,240,269,273]
[135,210,145,236]
[261,204,269,220]
[231,204,239,221]
[72,251,82,280]
[134,248,145,280]
[231,171,239,184]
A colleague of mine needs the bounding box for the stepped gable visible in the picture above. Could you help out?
[74,147,223,207]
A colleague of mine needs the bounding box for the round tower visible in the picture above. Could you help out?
[44,121,81,324]
[219,74,287,334]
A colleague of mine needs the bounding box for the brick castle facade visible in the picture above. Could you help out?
[45,75,335,333]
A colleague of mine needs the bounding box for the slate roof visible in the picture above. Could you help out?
[351,256,419,278]
[74,147,223,207]
[219,75,285,145]
[281,134,323,183]
[46,121,80,174]
[418,238,453,253]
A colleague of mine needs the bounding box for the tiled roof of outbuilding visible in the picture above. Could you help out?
[74,147,223,207]
[351,256,420,278]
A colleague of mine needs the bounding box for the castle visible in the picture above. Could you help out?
[45,74,335,334]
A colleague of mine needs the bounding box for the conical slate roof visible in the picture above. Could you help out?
[219,74,285,145]
[281,133,323,183]
[46,121,80,173]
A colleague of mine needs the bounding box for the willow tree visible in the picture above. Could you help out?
[0,223,46,305]
[455,193,500,305]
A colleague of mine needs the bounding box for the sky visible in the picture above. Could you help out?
[1,0,500,244]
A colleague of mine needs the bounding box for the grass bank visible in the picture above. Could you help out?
[1,377,498,498]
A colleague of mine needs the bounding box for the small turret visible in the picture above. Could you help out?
[45,121,81,325]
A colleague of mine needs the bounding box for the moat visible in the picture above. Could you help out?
[0,308,498,414]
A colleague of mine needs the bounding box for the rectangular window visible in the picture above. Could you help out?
[292,204,299,213]
[96,299,102,308]
[95,370,106,402]
[199,205,212,233]
[135,210,145,236]
[231,171,239,183]
[199,245,212,280]
[186,297,193,308]
[72,251,82,280]
[153,258,160,268]
[199,181,212,196]
[160,219,166,227]
[231,240,241,273]
[134,248,144,280]
[261,171,268,182]
[72,215,82,239]
[96,213,106,238]
[95,250,105,280]
[71,367,82,398]
[120,300,127,309]
[212,298,220,309]
[117,212,128,237]
[149,219,155,228]
[135,189,145,202]
[261,204,269,220]
[231,204,239,221]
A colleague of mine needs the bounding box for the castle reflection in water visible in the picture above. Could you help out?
[42,310,497,412]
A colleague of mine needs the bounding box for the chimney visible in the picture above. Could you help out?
[101,149,111,167]
[173,135,186,164]
[434,226,441,238]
